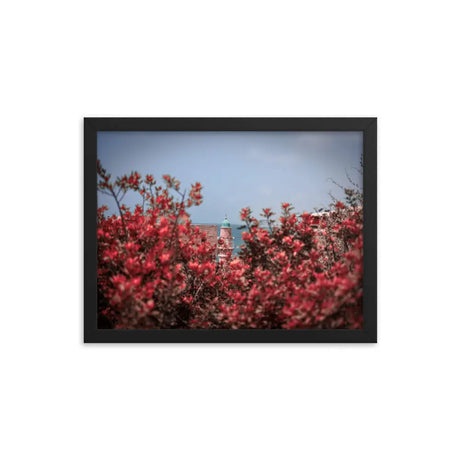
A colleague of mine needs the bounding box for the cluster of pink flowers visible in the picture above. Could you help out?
[97,161,363,330]
[218,202,363,329]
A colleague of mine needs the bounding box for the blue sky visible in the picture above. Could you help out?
[98,131,362,223]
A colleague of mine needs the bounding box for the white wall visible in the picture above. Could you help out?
[1,1,459,459]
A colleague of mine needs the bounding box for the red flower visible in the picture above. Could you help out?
[240,207,250,220]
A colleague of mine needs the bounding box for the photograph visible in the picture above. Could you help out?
[87,119,375,339]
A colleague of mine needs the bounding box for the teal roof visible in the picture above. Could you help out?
[221,216,231,227]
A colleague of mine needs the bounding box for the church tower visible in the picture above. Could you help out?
[218,215,233,267]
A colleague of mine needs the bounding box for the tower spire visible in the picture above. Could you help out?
[218,215,233,267]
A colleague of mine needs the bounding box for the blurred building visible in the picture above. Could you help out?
[194,216,234,266]
[194,224,218,260]
[218,216,234,267]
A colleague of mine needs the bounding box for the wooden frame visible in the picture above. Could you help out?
[84,118,377,343]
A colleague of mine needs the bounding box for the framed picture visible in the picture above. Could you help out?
[84,118,377,343]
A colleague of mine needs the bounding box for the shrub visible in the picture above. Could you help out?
[218,203,363,329]
[97,161,363,330]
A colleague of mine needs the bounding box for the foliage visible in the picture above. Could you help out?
[219,203,363,329]
[97,160,221,329]
[96,161,363,329]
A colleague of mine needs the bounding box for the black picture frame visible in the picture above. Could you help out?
[84,118,377,343]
